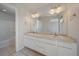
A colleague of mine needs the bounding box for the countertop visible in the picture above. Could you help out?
[24,32,76,43]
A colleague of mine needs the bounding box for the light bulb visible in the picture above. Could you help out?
[2,9,7,12]
[32,13,40,18]
[56,7,63,13]
[49,9,55,15]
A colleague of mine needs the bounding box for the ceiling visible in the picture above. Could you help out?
[0,3,66,17]
[8,3,51,12]
[8,3,66,11]
[8,3,66,17]
[0,4,15,16]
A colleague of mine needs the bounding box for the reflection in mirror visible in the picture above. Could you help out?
[32,14,64,35]
[27,5,65,36]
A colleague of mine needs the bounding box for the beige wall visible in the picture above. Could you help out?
[66,4,79,56]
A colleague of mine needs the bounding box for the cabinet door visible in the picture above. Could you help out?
[24,37,37,50]
[35,40,57,56]
[57,41,77,56]
[57,46,73,56]
[45,44,57,56]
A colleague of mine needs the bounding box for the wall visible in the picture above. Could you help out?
[0,12,15,48]
[15,8,30,51]
[65,4,79,56]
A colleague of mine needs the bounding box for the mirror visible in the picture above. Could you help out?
[25,5,66,35]
[32,12,64,35]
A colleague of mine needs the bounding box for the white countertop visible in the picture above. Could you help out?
[24,32,76,43]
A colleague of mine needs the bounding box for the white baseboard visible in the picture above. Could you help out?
[0,37,15,48]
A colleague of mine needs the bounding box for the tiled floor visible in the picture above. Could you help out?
[0,44,15,56]
[0,44,43,56]
[10,47,43,56]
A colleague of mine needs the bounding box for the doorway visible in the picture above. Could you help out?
[0,4,16,56]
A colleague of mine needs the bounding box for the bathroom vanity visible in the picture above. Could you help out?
[24,33,77,56]
[24,5,77,56]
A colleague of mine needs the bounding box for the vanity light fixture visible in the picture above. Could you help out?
[2,9,7,12]
[73,13,76,16]
[49,9,55,15]
[32,14,36,18]
[49,6,63,15]
[56,7,63,13]
[32,13,40,18]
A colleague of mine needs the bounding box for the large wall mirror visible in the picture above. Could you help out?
[31,12,64,35]
[26,4,67,35]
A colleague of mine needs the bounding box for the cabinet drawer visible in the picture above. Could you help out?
[35,41,57,56]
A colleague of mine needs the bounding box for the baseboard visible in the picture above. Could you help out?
[0,38,15,48]
[16,46,24,52]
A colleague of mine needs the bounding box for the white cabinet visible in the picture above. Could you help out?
[24,37,37,50]
[35,40,57,55]
[57,47,73,56]
[57,41,77,56]
[24,36,77,56]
